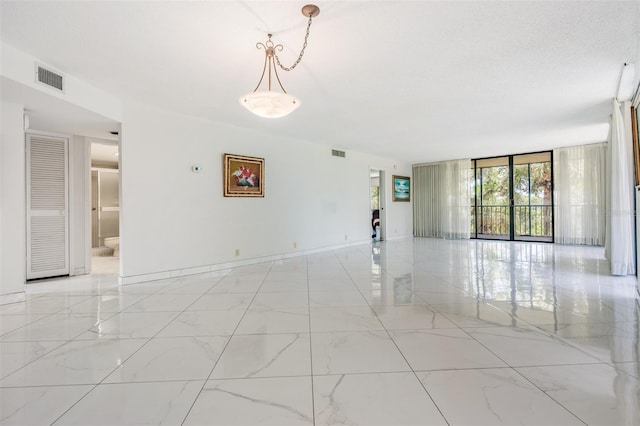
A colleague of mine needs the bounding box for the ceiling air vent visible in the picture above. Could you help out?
[35,64,64,93]
[332,149,346,158]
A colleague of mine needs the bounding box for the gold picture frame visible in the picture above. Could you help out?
[392,175,410,202]
[223,153,264,197]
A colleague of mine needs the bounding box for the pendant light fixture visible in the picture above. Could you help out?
[239,4,320,119]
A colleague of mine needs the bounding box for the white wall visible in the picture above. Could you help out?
[70,135,91,275]
[1,42,122,122]
[0,102,26,302]
[120,101,412,282]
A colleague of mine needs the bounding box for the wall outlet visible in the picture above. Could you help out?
[235,249,240,256]
[345,234,348,240]
[293,241,297,249]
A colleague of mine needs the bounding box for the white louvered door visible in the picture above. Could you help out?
[26,133,69,279]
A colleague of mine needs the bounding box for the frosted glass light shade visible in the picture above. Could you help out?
[239,91,300,118]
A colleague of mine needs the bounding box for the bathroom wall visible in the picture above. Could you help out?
[95,169,120,246]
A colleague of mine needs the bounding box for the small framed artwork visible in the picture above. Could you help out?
[223,153,264,197]
[392,175,410,202]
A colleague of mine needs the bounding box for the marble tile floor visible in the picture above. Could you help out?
[1,238,639,425]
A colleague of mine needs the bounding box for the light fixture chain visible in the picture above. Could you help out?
[274,15,313,72]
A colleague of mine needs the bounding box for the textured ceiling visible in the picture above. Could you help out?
[1,1,639,163]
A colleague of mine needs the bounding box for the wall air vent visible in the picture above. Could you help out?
[332,149,346,158]
[35,63,64,93]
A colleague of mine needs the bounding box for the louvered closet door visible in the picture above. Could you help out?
[26,134,69,279]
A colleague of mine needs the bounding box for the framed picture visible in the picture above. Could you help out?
[223,153,264,197]
[392,175,410,202]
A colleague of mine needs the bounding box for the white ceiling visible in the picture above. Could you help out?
[1,77,120,140]
[90,140,119,167]
[1,1,639,163]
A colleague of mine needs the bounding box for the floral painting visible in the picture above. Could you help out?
[223,154,264,197]
[392,175,410,202]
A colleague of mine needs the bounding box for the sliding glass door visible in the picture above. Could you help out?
[473,157,510,239]
[472,152,553,242]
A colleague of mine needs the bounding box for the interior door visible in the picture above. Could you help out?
[26,133,69,279]
[91,170,98,247]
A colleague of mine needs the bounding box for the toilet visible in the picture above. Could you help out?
[103,237,120,257]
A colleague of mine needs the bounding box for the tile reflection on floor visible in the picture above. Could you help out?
[1,238,639,425]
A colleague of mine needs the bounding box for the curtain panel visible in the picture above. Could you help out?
[413,159,471,239]
[553,143,607,246]
[606,100,636,275]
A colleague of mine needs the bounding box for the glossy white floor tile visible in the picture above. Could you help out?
[614,361,640,379]
[123,293,201,312]
[417,368,584,425]
[0,313,104,342]
[211,333,311,379]
[517,363,640,425]
[311,331,410,375]
[187,292,254,311]
[536,321,640,363]
[157,309,245,337]
[0,295,93,315]
[156,275,222,295]
[467,325,602,366]
[372,304,457,330]
[0,314,47,335]
[313,372,446,425]
[76,311,179,339]
[55,381,204,425]
[103,336,228,382]
[184,376,313,425]
[249,292,309,309]
[235,308,310,334]
[0,238,638,425]
[431,302,523,327]
[0,385,93,425]
[0,341,64,379]
[259,279,308,293]
[208,276,265,294]
[0,339,147,386]
[62,293,148,314]
[309,306,383,332]
[391,328,508,370]
[308,290,369,308]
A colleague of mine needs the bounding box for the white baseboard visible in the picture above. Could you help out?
[73,267,87,276]
[119,239,375,286]
[0,292,26,305]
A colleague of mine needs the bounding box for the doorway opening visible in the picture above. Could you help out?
[370,169,385,241]
[90,140,120,274]
[471,151,553,242]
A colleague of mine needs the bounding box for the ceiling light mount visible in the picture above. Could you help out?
[239,4,320,119]
[301,4,320,18]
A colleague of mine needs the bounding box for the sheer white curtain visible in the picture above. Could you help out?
[413,159,471,239]
[606,100,635,275]
[553,143,606,245]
